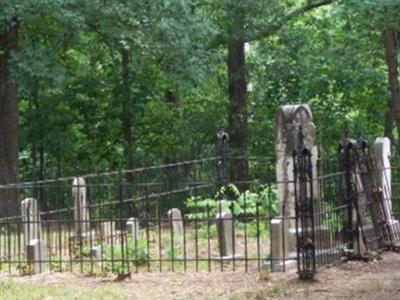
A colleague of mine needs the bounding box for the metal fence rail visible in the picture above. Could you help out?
[2,132,400,278]
[0,155,290,275]
[294,135,400,279]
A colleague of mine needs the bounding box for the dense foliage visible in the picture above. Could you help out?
[0,0,399,181]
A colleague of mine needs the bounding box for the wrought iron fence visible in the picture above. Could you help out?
[0,153,293,275]
[3,131,400,278]
[294,135,400,279]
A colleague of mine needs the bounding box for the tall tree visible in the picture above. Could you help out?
[0,24,19,217]
[209,0,337,188]
[345,0,400,142]
[226,3,248,187]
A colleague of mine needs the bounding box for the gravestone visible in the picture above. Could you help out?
[374,138,392,211]
[101,221,115,242]
[167,208,183,237]
[89,246,101,258]
[26,239,46,274]
[21,198,46,273]
[275,104,318,222]
[72,177,90,237]
[373,137,399,243]
[215,211,235,258]
[167,208,184,253]
[126,217,140,240]
[21,198,43,246]
[271,104,318,271]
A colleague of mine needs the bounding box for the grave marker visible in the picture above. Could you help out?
[126,217,140,240]
[101,221,115,243]
[21,198,46,273]
[373,137,399,243]
[215,211,235,258]
[72,177,90,237]
[21,198,42,246]
[167,208,183,237]
[272,104,318,271]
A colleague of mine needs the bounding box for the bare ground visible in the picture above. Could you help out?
[1,252,400,299]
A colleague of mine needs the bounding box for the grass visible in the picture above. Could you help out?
[0,280,127,300]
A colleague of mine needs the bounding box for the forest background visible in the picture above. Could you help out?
[0,1,399,214]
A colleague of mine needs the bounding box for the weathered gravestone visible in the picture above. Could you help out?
[167,208,184,253]
[271,104,319,271]
[373,137,399,243]
[126,217,140,240]
[72,177,90,238]
[374,138,392,211]
[21,198,42,245]
[167,208,183,237]
[89,246,101,258]
[21,198,46,273]
[101,221,115,243]
[215,211,236,258]
[26,239,46,274]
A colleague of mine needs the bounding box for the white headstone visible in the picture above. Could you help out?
[127,217,140,240]
[21,198,47,273]
[101,221,115,242]
[26,239,46,274]
[167,208,183,237]
[72,177,90,237]
[373,138,392,211]
[373,137,399,242]
[21,198,43,246]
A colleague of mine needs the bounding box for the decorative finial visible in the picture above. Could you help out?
[217,128,229,142]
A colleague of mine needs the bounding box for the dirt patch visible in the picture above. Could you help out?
[243,251,400,300]
[2,252,400,299]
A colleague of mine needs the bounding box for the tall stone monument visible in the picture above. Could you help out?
[271,104,318,271]
[373,137,399,243]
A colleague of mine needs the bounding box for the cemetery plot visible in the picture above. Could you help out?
[1,104,400,280]
[0,156,281,275]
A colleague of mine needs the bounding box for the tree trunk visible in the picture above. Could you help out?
[383,28,400,146]
[0,25,20,218]
[121,48,134,176]
[30,87,39,182]
[227,38,249,190]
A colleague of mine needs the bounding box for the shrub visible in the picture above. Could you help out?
[103,237,148,273]
[185,184,278,220]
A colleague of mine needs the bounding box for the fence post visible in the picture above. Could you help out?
[339,136,357,255]
[216,128,229,190]
[118,170,127,273]
[293,126,316,279]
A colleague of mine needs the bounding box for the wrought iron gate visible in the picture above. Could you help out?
[294,134,400,279]
[293,130,316,279]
